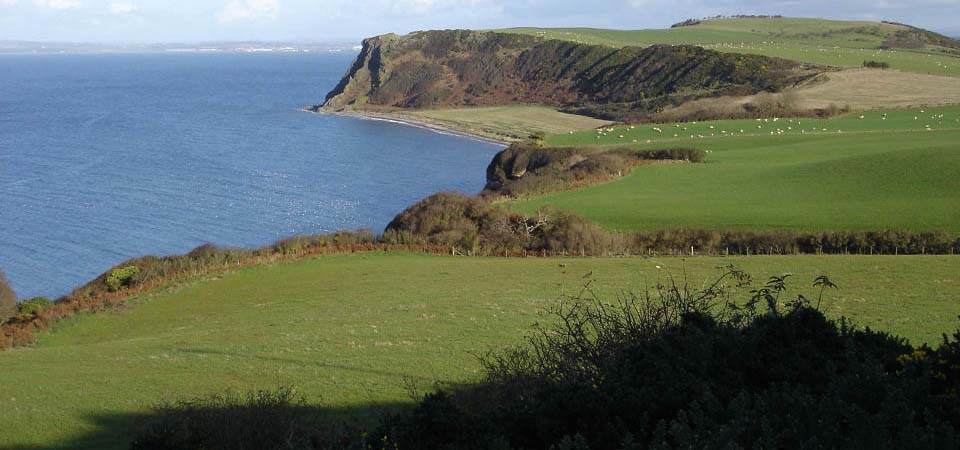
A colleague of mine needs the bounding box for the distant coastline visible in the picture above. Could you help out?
[0,40,361,55]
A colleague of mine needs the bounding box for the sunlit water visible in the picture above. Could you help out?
[0,52,502,298]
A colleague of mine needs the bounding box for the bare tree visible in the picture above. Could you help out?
[517,211,549,236]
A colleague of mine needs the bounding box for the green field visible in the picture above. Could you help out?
[2,252,960,449]
[510,106,960,232]
[408,105,612,141]
[502,17,960,77]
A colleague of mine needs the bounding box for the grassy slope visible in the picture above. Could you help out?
[511,106,960,232]
[502,18,960,77]
[2,252,960,449]
[408,105,612,140]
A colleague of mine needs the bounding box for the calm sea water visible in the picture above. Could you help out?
[0,52,502,298]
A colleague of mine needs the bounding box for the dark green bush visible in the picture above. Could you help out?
[670,19,701,28]
[863,60,891,69]
[17,296,52,315]
[636,148,704,163]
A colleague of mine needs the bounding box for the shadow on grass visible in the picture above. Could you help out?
[176,347,438,382]
[5,398,407,450]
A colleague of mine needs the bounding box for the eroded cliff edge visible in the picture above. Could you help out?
[317,30,825,121]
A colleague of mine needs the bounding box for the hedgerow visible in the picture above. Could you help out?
[385,192,960,257]
[3,193,957,351]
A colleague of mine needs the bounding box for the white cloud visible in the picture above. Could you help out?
[217,0,278,22]
[108,2,137,13]
[34,0,81,9]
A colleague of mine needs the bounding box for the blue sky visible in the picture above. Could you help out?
[1,0,959,43]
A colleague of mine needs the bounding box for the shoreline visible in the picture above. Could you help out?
[303,107,512,146]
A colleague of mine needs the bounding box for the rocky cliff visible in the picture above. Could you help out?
[319,30,824,121]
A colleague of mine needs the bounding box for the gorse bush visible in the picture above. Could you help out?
[0,270,16,323]
[106,266,140,292]
[17,297,52,315]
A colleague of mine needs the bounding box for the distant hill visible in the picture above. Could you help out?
[320,30,822,121]
[502,17,960,77]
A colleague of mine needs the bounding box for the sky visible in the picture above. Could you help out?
[1,0,959,43]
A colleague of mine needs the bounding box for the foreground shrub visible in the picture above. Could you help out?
[366,272,960,450]
[0,270,15,323]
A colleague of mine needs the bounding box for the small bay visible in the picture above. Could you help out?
[0,52,502,298]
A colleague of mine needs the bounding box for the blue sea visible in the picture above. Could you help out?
[0,52,502,298]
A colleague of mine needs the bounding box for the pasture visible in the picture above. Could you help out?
[503,17,960,77]
[2,252,959,449]
[408,105,612,141]
[510,106,960,232]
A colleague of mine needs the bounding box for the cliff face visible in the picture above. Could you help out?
[321,30,823,121]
